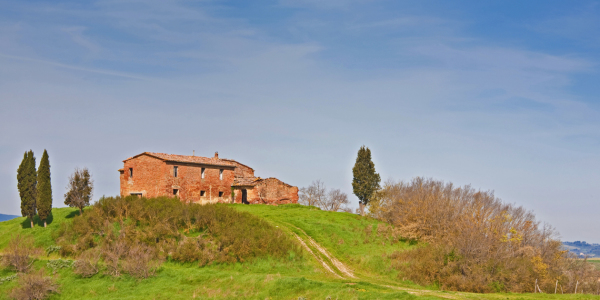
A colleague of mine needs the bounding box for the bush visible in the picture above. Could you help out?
[46,259,73,273]
[2,234,38,273]
[9,268,59,300]
[0,274,18,284]
[44,246,61,257]
[101,239,128,277]
[171,238,202,263]
[121,243,161,279]
[73,249,100,278]
[372,177,600,293]
[56,196,300,267]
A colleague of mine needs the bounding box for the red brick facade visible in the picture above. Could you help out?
[119,152,298,205]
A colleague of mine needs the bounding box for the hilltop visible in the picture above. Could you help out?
[0,202,597,299]
[563,241,600,258]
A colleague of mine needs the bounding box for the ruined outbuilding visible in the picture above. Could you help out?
[119,152,298,205]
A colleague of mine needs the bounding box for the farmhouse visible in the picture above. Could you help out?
[118,152,298,205]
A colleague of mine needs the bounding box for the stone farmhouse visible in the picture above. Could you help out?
[119,152,298,205]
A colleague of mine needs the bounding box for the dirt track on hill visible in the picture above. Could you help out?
[288,223,470,299]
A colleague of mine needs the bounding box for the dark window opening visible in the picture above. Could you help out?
[201,168,205,179]
[219,169,223,180]
[218,191,224,197]
[173,189,178,196]
[174,166,178,177]
[130,193,142,198]
[200,191,206,197]
[129,168,133,178]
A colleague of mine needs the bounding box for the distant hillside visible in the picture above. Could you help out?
[563,241,600,257]
[0,213,19,222]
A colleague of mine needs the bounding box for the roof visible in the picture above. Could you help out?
[232,177,261,186]
[124,152,235,167]
[220,159,254,171]
[232,177,295,188]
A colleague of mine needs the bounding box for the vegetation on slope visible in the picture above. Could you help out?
[55,196,300,265]
[231,203,414,281]
[1,197,599,299]
[0,202,427,300]
[369,177,600,293]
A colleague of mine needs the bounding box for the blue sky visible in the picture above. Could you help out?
[1,0,600,241]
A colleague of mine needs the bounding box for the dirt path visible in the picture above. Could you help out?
[288,223,469,299]
[287,225,356,279]
[305,233,356,279]
[292,233,343,279]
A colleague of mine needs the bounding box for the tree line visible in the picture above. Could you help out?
[16,150,94,228]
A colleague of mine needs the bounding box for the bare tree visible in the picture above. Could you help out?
[300,180,351,212]
[64,168,93,215]
[299,179,326,207]
[320,189,350,212]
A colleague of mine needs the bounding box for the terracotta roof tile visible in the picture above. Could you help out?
[126,152,235,167]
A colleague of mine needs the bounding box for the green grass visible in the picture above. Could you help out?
[586,259,600,270]
[229,204,413,281]
[1,205,599,299]
[0,207,81,250]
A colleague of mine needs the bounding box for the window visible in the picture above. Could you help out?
[219,169,223,180]
[218,191,223,198]
[201,168,205,179]
[129,168,133,178]
[130,192,142,198]
[174,166,178,177]
[200,191,206,197]
[173,189,179,196]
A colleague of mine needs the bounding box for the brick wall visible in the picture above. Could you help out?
[120,153,298,206]
[120,154,235,203]
[233,178,298,205]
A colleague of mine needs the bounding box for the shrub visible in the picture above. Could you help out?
[372,177,600,293]
[73,249,101,278]
[9,268,59,300]
[101,239,128,277]
[121,243,161,279]
[2,234,38,273]
[56,196,300,268]
[171,238,202,263]
[46,259,73,273]
[44,246,61,257]
[0,274,18,285]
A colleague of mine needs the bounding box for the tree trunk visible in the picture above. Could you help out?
[359,202,365,216]
[79,207,83,215]
[44,220,47,228]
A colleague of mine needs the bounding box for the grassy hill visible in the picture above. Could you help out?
[0,204,597,299]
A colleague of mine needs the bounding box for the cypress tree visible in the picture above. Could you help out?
[37,150,52,227]
[17,152,27,205]
[351,146,381,215]
[19,150,37,228]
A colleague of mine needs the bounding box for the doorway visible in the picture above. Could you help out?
[242,189,248,204]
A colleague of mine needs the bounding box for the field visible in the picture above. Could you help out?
[0,204,598,299]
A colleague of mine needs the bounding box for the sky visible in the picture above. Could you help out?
[1,0,600,242]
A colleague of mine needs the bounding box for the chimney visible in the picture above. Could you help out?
[193,150,195,156]
[214,151,219,159]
